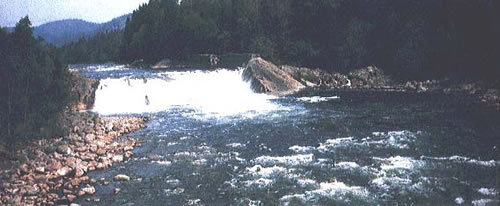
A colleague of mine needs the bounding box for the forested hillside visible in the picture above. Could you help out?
[119,0,499,81]
[33,19,100,47]
[0,17,73,144]
[58,31,123,64]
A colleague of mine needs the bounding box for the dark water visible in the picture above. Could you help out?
[74,65,499,206]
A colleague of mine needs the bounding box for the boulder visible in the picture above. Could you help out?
[348,66,392,88]
[69,71,99,111]
[56,166,73,177]
[81,185,96,195]
[113,174,130,181]
[111,154,124,163]
[243,58,305,95]
[56,145,72,155]
[152,59,172,69]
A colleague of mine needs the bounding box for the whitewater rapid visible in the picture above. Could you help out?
[92,69,282,117]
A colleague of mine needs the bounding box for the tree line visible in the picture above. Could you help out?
[0,17,73,145]
[56,0,500,82]
[116,0,499,81]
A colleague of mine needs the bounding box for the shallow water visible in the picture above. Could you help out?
[74,65,499,205]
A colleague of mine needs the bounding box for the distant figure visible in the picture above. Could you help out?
[126,78,132,86]
[145,95,150,106]
[143,77,148,84]
[210,55,219,66]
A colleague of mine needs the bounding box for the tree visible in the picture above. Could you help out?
[1,16,72,145]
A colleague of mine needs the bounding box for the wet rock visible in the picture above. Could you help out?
[56,166,73,177]
[348,66,392,88]
[57,144,72,155]
[243,57,305,95]
[113,174,130,181]
[96,140,106,148]
[96,148,106,156]
[35,166,45,174]
[69,71,99,111]
[0,115,149,205]
[24,185,39,196]
[47,159,63,171]
[84,133,96,143]
[67,194,76,202]
[81,185,96,195]
[74,164,87,178]
[19,164,29,174]
[77,190,86,197]
[125,151,134,158]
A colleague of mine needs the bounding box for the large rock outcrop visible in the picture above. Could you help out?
[243,58,305,95]
[69,71,99,111]
[242,58,393,95]
[348,66,392,88]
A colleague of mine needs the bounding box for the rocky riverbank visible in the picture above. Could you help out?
[243,57,500,110]
[0,112,148,205]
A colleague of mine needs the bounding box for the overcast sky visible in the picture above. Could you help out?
[0,0,150,27]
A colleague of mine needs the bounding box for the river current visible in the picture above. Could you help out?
[74,64,498,205]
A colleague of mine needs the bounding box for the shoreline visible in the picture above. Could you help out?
[0,112,149,205]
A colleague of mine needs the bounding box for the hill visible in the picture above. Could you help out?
[14,14,131,47]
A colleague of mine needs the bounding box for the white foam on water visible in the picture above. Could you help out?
[455,197,464,204]
[247,165,288,178]
[247,199,262,206]
[362,130,418,149]
[94,65,127,72]
[421,155,499,167]
[93,69,283,117]
[180,136,192,140]
[174,151,198,157]
[193,158,207,165]
[313,181,370,198]
[151,160,172,165]
[375,156,425,171]
[296,96,340,103]
[296,178,317,187]
[472,199,498,206]
[370,156,429,194]
[244,178,274,187]
[226,143,246,148]
[280,181,370,204]
[317,137,354,152]
[289,145,314,153]
[477,188,498,196]
[253,154,314,166]
[186,199,201,205]
[165,179,181,186]
[316,130,418,153]
[335,161,360,170]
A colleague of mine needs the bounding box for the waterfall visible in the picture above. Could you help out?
[92,69,281,117]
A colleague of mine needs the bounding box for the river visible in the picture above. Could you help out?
[73,64,498,205]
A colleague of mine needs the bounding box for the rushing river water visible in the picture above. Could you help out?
[74,65,499,206]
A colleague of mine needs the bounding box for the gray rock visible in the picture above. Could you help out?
[113,174,130,181]
[56,145,72,155]
[243,58,305,95]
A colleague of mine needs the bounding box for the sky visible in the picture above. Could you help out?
[0,0,150,27]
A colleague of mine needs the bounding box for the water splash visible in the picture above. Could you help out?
[93,69,283,117]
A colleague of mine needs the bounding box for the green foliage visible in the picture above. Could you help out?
[0,16,72,146]
[58,31,122,64]
[58,0,499,82]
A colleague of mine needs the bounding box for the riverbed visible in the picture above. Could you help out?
[75,64,499,205]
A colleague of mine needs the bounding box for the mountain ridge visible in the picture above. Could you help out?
[7,14,130,47]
